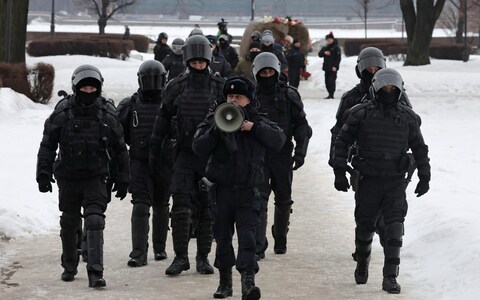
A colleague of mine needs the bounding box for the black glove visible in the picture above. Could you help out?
[38,175,55,193]
[414,177,430,197]
[292,153,305,170]
[334,170,350,192]
[112,182,129,200]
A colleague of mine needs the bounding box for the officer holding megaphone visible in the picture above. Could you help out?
[193,76,285,300]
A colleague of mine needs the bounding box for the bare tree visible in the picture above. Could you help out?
[75,0,137,34]
[400,0,447,66]
[0,0,29,63]
[354,0,375,39]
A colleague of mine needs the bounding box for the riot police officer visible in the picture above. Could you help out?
[150,35,225,276]
[252,52,312,258]
[193,76,285,300]
[162,38,187,82]
[116,60,171,267]
[36,65,130,287]
[332,69,431,294]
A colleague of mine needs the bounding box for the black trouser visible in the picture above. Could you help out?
[214,186,260,273]
[57,176,108,274]
[354,175,407,277]
[288,69,301,88]
[169,150,212,258]
[325,70,337,97]
[256,151,293,253]
[129,159,171,259]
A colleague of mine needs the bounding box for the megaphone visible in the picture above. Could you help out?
[214,102,245,133]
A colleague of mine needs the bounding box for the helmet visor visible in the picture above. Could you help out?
[372,72,403,92]
[140,74,164,91]
[183,43,212,62]
[357,56,386,73]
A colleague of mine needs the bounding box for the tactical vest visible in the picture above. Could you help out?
[129,94,161,160]
[258,85,291,138]
[175,76,220,149]
[357,106,409,163]
[59,98,110,172]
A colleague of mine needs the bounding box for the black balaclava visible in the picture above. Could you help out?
[377,88,399,106]
[188,59,210,89]
[76,78,100,106]
[361,70,375,88]
[142,89,161,101]
[256,73,277,94]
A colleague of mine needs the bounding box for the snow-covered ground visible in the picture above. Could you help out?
[1,22,480,299]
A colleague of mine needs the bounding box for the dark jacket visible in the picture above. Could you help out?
[36,96,130,183]
[192,105,286,187]
[318,40,341,72]
[219,41,239,70]
[257,82,312,158]
[154,42,173,63]
[210,47,234,78]
[285,45,306,86]
[332,100,430,179]
[150,71,225,158]
[162,53,186,82]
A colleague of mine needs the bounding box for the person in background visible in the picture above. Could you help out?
[234,41,261,82]
[218,34,239,70]
[162,38,187,82]
[318,31,341,99]
[206,35,234,78]
[154,32,172,63]
[285,39,306,88]
[123,26,130,40]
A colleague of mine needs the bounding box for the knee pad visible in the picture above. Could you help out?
[60,212,82,232]
[385,222,404,241]
[84,206,105,231]
[355,227,375,242]
[132,203,150,218]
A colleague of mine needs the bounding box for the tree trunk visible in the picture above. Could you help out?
[0,0,29,63]
[98,17,107,34]
[455,0,465,43]
[401,0,447,66]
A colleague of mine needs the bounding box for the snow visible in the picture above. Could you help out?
[1,22,480,299]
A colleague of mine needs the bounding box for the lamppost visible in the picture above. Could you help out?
[50,0,55,37]
[5,0,13,62]
[463,0,468,62]
[251,0,255,21]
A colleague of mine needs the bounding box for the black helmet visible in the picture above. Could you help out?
[71,64,103,94]
[370,68,404,102]
[252,52,280,80]
[251,31,261,42]
[137,60,167,91]
[356,47,386,78]
[171,38,185,55]
[183,35,212,64]
[158,32,168,41]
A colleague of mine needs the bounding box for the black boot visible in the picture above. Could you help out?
[353,228,374,284]
[165,208,192,276]
[196,207,213,274]
[272,202,292,254]
[382,276,401,294]
[165,255,190,276]
[60,213,81,282]
[382,222,403,294]
[86,229,106,288]
[128,203,150,267]
[241,271,261,300]
[213,268,233,298]
[152,203,169,261]
[196,254,214,274]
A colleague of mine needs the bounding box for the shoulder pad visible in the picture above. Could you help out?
[349,102,372,115]
[286,86,302,104]
[211,74,226,85]
[399,104,421,124]
[165,73,189,91]
[53,96,71,111]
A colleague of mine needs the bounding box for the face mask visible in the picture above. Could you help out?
[77,91,98,106]
[249,51,259,61]
[378,89,398,105]
[142,90,160,100]
[361,70,375,86]
[256,75,277,93]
